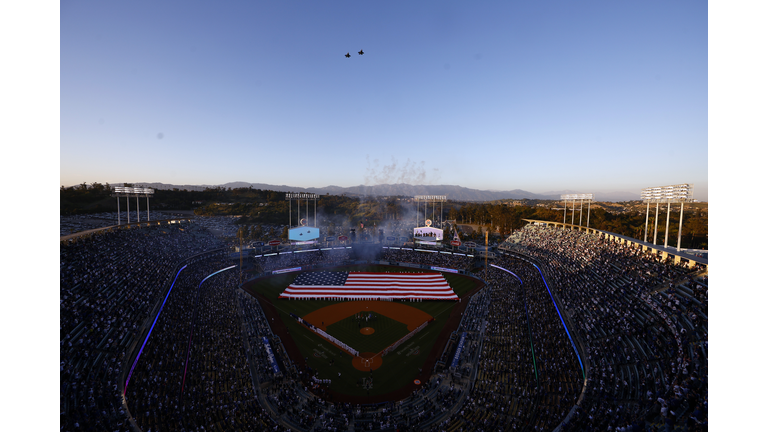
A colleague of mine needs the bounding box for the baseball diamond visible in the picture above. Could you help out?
[244,264,481,402]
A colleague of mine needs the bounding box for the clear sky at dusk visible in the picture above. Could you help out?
[5,3,768,428]
[61,0,708,199]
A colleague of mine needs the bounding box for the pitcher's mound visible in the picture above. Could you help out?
[360,327,375,335]
[352,352,383,371]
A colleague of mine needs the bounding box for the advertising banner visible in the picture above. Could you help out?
[430,266,458,274]
[451,332,467,369]
[272,267,302,275]
[262,337,280,374]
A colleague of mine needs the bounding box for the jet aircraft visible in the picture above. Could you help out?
[345,52,351,58]
[358,49,364,55]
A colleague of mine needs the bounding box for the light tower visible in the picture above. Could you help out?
[285,192,320,244]
[414,195,447,229]
[641,184,693,250]
[112,186,154,225]
[285,192,318,228]
[560,194,594,228]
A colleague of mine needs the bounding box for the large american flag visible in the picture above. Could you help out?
[279,271,459,301]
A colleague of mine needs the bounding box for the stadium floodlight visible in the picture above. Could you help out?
[561,194,594,200]
[560,194,594,228]
[285,192,318,200]
[641,184,693,251]
[112,186,156,225]
[414,195,447,201]
[641,184,692,204]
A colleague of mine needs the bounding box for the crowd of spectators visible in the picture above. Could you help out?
[434,260,582,432]
[251,248,353,274]
[124,259,281,432]
[380,248,474,271]
[62,219,707,431]
[440,286,489,378]
[60,211,170,236]
[238,290,287,385]
[60,223,224,431]
[499,224,708,431]
[194,216,242,238]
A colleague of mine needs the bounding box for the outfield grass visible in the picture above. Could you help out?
[244,265,480,397]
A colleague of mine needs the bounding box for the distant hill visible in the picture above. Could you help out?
[132,182,641,202]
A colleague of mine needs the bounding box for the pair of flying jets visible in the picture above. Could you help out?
[345,50,364,58]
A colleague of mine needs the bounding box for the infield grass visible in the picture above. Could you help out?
[325,313,410,354]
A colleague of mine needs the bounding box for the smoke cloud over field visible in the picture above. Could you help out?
[303,156,451,244]
[364,156,441,186]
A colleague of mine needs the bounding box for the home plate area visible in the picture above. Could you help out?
[352,352,383,371]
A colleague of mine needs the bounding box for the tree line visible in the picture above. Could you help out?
[60,184,707,249]
[449,202,707,250]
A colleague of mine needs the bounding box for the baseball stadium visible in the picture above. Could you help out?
[60,192,709,432]
[58,2,714,429]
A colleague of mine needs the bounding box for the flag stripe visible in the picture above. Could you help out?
[284,286,456,292]
[282,289,458,295]
[279,271,459,300]
[281,292,457,297]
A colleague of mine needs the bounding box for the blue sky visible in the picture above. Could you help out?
[7,3,768,428]
[60,0,708,199]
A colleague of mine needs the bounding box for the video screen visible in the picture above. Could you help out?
[289,227,320,242]
[413,227,443,241]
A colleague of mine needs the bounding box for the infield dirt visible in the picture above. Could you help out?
[303,301,433,332]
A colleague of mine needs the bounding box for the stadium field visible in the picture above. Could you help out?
[243,264,481,400]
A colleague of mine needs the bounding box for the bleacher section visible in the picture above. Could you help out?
[61,221,707,431]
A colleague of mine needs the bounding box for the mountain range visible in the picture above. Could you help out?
[132,182,641,202]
